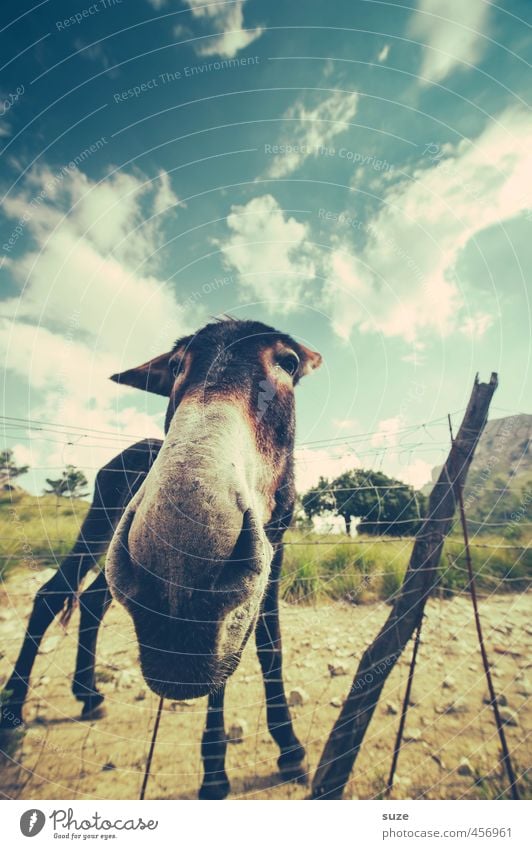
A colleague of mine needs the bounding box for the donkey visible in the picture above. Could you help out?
[1,318,322,799]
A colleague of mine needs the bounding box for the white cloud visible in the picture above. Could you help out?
[371,416,403,449]
[377,44,390,63]
[265,91,359,179]
[324,107,532,343]
[295,446,362,493]
[459,311,493,339]
[219,194,315,311]
[0,320,165,488]
[0,166,190,491]
[332,417,359,431]
[178,0,263,58]
[153,169,182,216]
[408,0,490,85]
[2,167,188,362]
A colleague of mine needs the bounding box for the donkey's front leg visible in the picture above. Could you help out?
[199,686,230,799]
[256,547,307,783]
[72,570,112,719]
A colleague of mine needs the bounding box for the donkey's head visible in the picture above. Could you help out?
[106,319,321,698]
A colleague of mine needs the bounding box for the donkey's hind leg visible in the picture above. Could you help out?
[0,481,116,730]
[199,686,230,800]
[1,439,162,729]
[256,546,307,783]
[72,570,112,719]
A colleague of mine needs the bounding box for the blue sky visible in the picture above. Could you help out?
[1,0,531,495]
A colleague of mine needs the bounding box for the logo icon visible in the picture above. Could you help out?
[20,810,46,837]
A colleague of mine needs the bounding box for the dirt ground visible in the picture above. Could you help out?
[0,571,530,800]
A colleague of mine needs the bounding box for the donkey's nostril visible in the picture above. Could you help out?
[215,509,263,593]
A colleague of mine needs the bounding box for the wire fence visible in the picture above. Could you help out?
[0,408,530,800]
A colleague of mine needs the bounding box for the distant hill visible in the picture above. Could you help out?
[423,414,531,537]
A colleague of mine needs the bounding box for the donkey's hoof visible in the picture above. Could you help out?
[80,695,106,721]
[278,747,308,785]
[198,777,230,800]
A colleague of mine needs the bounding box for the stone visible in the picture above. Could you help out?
[482,693,507,707]
[457,758,473,777]
[134,690,146,701]
[39,636,61,655]
[404,727,422,742]
[516,678,531,697]
[440,698,469,715]
[330,697,343,708]
[328,662,348,677]
[115,670,137,690]
[385,701,399,715]
[499,708,519,727]
[288,688,309,707]
[102,762,116,771]
[442,676,455,690]
[227,720,248,744]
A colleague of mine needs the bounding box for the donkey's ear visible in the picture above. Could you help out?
[110,351,174,396]
[297,344,323,377]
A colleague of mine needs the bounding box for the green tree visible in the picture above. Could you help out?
[302,468,426,536]
[301,476,336,524]
[44,465,89,499]
[0,449,29,488]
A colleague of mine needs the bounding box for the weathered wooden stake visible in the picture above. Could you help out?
[312,373,498,799]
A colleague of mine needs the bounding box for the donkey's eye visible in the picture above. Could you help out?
[277,352,300,377]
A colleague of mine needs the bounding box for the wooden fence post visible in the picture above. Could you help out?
[311,373,498,799]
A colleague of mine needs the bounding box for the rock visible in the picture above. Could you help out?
[457,758,473,777]
[288,688,309,707]
[440,698,469,715]
[39,636,61,655]
[115,670,137,690]
[102,762,116,771]
[516,678,531,697]
[328,662,348,677]
[493,645,522,658]
[227,720,247,744]
[385,701,399,715]
[499,708,519,727]
[482,693,507,707]
[442,676,455,690]
[431,754,445,769]
[404,727,422,742]
[134,690,146,701]
[330,697,343,708]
